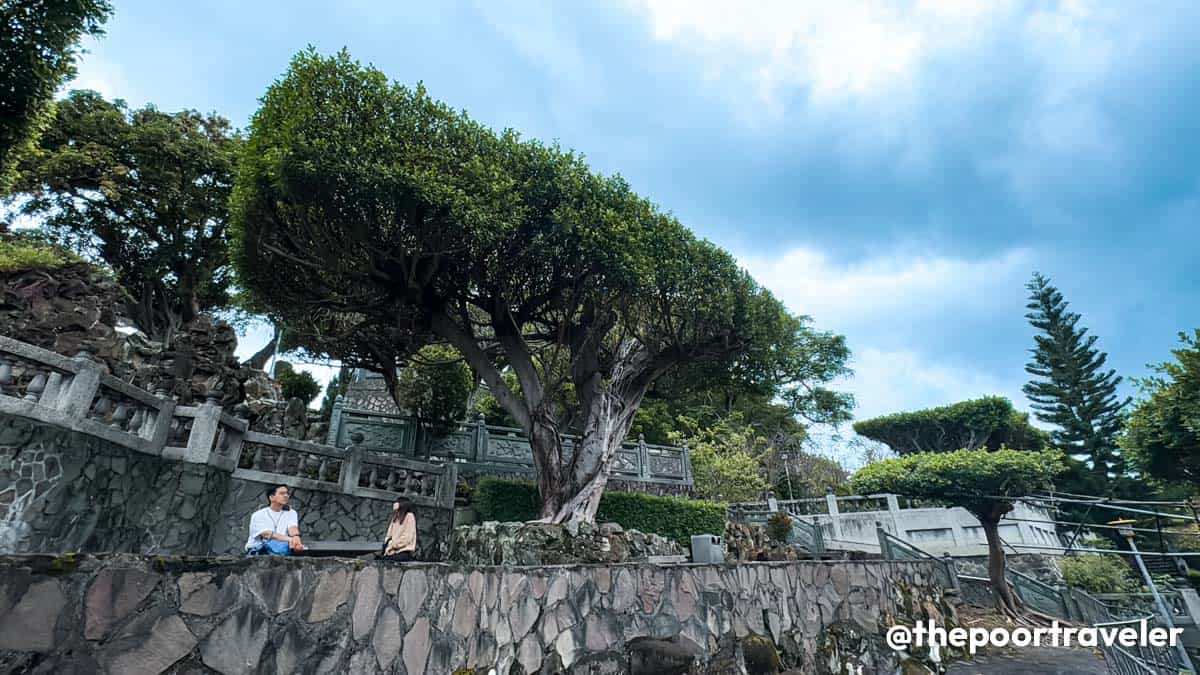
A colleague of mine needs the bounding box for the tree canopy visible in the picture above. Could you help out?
[0,0,111,191]
[8,90,242,343]
[852,396,1048,455]
[397,345,475,440]
[1122,329,1200,487]
[231,49,803,522]
[1024,272,1129,486]
[852,448,1064,614]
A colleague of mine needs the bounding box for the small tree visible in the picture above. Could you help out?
[318,366,351,421]
[397,345,474,440]
[9,91,242,343]
[1122,329,1200,487]
[0,0,112,190]
[274,362,321,407]
[853,396,1047,455]
[852,448,1064,616]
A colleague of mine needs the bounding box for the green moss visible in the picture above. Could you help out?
[46,552,79,575]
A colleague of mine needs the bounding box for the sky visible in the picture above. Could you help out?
[64,1,1200,465]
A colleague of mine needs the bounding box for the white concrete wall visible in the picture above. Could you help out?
[794,496,1063,557]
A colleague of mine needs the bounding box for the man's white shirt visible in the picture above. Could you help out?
[245,507,299,551]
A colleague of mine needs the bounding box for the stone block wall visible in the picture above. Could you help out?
[1,416,451,560]
[954,553,1064,586]
[0,417,228,555]
[213,477,452,561]
[0,554,953,674]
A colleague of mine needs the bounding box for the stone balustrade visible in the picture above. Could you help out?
[0,335,456,514]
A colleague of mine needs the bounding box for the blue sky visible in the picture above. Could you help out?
[68,1,1199,463]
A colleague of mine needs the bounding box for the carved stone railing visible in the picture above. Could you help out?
[0,335,456,511]
[328,399,693,488]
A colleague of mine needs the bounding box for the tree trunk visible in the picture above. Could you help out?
[530,388,642,524]
[242,325,280,370]
[979,506,1020,615]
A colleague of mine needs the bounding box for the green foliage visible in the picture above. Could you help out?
[9,91,242,342]
[398,345,474,438]
[853,396,1048,456]
[473,478,726,545]
[682,413,772,502]
[230,49,809,520]
[0,232,77,272]
[274,362,321,406]
[1059,554,1135,594]
[766,512,792,542]
[1122,329,1200,487]
[1024,273,1129,485]
[850,448,1065,519]
[0,0,112,191]
[774,451,850,499]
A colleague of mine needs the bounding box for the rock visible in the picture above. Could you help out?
[200,606,270,675]
[0,579,66,651]
[403,617,431,675]
[247,566,301,614]
[373,605,403,670]
[448,521,682,566]
[307,567,351,623]
[99,614,196,675]
[179,572,239,617]
[351,567,381,640]
[398,568,429,625]
[84,568,161,639]
[627,636,702,675]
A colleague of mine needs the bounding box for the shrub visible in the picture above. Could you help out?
[274,362,322,406]
[472,478,726,546]
[766,512,792,542]
[1059,554,1135,594]
[0,237,76,272]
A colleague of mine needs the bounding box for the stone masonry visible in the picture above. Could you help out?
[0,553,954,674]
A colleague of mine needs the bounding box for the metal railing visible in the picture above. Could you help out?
[0,335,457,511]
[1094,616,1184,675]
[876,525,959,593]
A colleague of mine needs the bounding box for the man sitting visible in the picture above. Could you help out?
[245,484,306,555]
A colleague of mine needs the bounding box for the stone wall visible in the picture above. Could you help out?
[0,553,954,674]
[1,415,451,560]
[0,416,227,556]
[213,477,452,561]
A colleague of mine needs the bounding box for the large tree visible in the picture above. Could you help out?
[852,449,1064,616]
[8,90,242,343]
[853,396,1048,455]
[231,50,800,523]
[0,0,111,191]
[1024,273,1129,488]
[1122,329,1200,487]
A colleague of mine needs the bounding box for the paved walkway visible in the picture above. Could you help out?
[945,647,1107,674]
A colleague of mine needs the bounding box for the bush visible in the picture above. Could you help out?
[1059,554,1135,594]
[274,362,322,406]
[766,512,792,542]
[0,236,76,272]
[472,478,726,546]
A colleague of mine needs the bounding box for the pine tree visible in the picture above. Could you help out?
[1023,273,1129,489]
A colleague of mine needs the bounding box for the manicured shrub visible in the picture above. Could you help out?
[472,478,726,546]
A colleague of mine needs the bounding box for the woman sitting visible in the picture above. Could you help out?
[382,498,417,561]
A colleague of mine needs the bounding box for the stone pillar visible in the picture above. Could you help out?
[470,414,486,462]
[340,433,365,494]
[1177,588,1200,629]
[326,395,343,446]
[54,353,101,418]
[826,493,843,541]
[637,435,650,479]
[437,463,459,510]
[183,394,223,465]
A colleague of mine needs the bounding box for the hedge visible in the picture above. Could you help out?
[472,478,726,546]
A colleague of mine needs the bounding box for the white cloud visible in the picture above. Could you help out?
[627,0,1009,109]
[62,38,127,101]
[737,245,1033,334]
